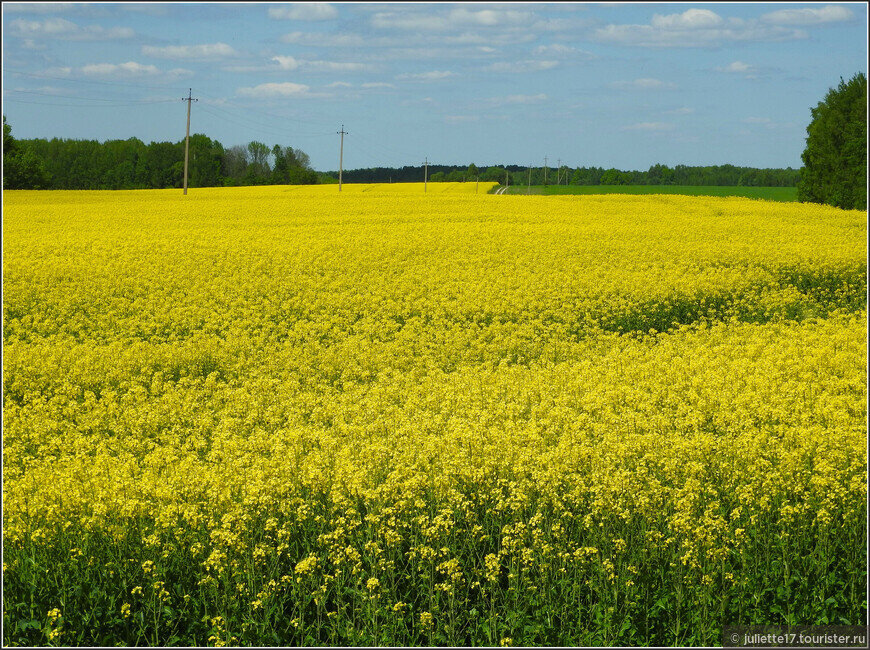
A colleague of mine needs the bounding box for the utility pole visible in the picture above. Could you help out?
[337,125,347,191]
[423,156,428,192]
[557,158,562,185]
[181,88,198,195]
[543,155,548,186]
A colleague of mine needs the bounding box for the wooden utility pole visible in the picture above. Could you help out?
[337,125,347,191]
[543,155,548,185]
[181,88,198,195]
[557,158,562,185]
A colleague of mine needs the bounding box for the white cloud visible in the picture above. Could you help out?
[447,8,532,27]
[41,67,74,77]
[82,61,159,76]
[64,61,193,80]
[11,17,134,40]
[761,5,853,26]
[272,55,300,70]
[20,38,48,51]
[237,82,312,98]
[361,82,396,89]
[280,29,534,50]
[326,81,353,88]
[716,60,763,79]
[121,4,170,16]
[444,115,480,124]
[12,17,76,35]
[396,70,457,81]
[721,61,753,73]
[610,78,676,90]
[371,7,537,32]
[281,31,367,46]
[371,11,447,31]
[664,107,695,115]
[440,31,525,46]
[305,60,373,73]
[12,85,67,95]
[270,56,374,73]
[502,93,548,104]
[650,8,724,30]
[594,9,808,47]
[620,122,675,131]
[268,3,338,21]
[533,44,577,57]
[221,64,273,74]
[401,96,436,107]
[142,43,238,60]
[485,60,558,73]
[4,3,80,14]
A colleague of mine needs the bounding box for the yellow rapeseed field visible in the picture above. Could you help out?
[2,183,866,646]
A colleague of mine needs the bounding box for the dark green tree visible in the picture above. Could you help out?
[3,116,49,189]
[222,145,248,184]
[798,72,867,210]
[270,145,314,184]
[245,141,271,183]
[142,141,183,188]
[481,166,506,182]
[187,134,224,188]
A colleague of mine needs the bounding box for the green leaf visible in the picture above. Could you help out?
[17,619,42,632]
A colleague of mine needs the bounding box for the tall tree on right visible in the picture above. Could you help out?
[798,72,867,210]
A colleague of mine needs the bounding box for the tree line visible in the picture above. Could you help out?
[5,68,864,211]
[2,117,329,190]
[332,163,801,187]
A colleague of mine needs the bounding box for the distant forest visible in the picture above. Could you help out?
[4,118,800,190]
[3,116,330,190]
[329,163,801,187]
[13,136,330,190]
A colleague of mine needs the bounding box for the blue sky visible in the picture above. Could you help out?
[2,2,867,172]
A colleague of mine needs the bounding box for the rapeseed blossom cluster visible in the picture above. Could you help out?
[3,183,866,646]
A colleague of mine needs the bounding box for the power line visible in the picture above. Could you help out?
[4,67,193,92]
[2,97,178,108]
[197,104,333,141]
[349,130,419,165]
[4,88,177,104]
[196,92,340,129]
